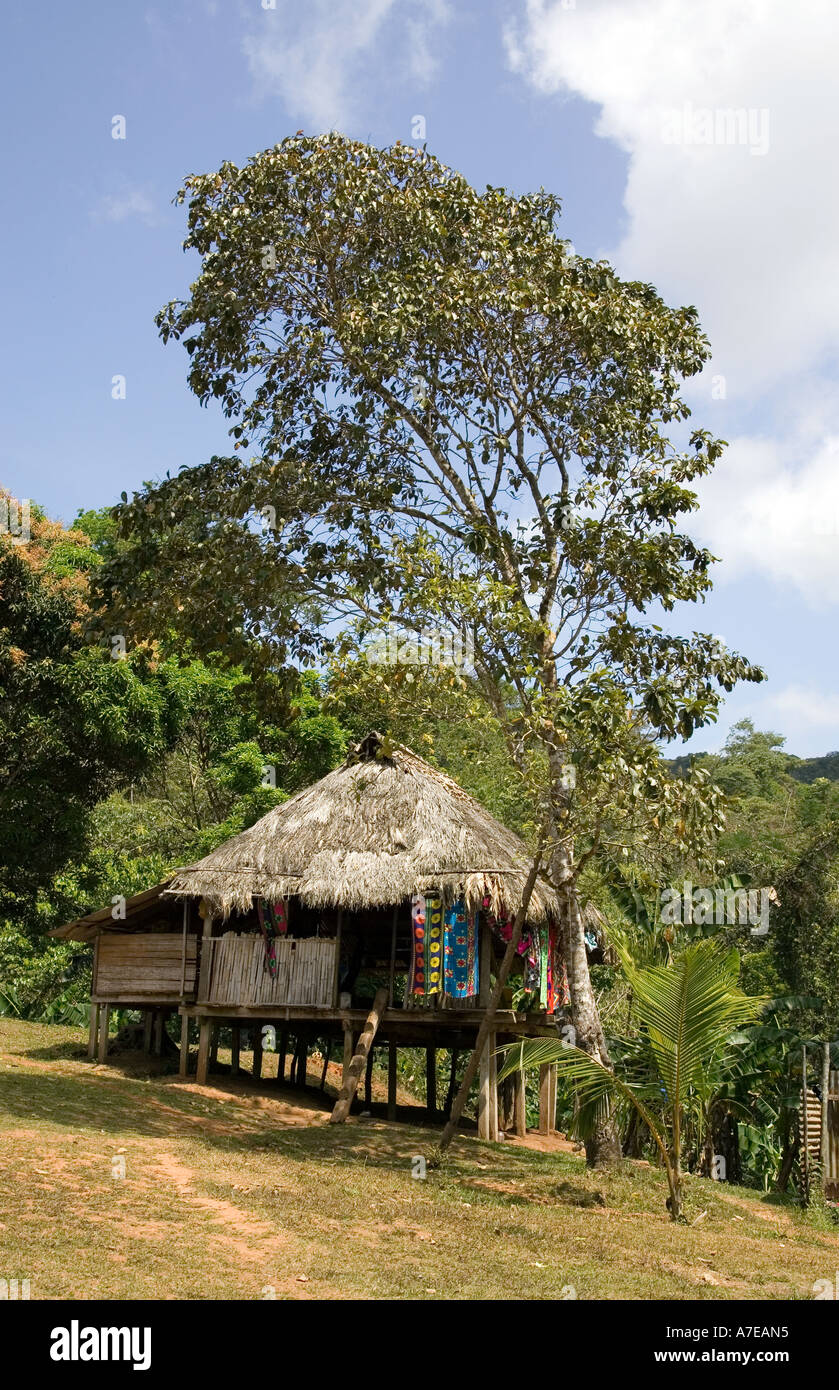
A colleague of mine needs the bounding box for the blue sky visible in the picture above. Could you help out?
[4,0,838,757]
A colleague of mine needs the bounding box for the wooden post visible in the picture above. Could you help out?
[478,1030,498,1140]
[332,910,343,1007]
[179,1013,190,1077]
[539,1063,553,1135]
[479,919,491,1008]
[513,1067,527,1137]
[364,1048,374,1110]
[330,988,388,1124]
[802,1044,810,1202]
[179,897,189,997]
[153,1010,165,1057]
[197,908,215,1003]
[253,1026,263,1081]
[443,1049,459,1120]
[426,1047,437,1120]
[822,1039,831,1192]
[294,1034,307,1088]
[230,1026,240,1077]
[320,1040,331,1091]
[387,1041,397,1121]
[196,1018,211,1085]
[277,1028,288,1085]
[87,1003,99,1060]
[142,1011,153,1055]
[388,903,399,1007]
[97,1005,110,1064]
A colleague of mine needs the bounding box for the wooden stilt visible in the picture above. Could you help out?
[295,1034,307,1088]
[253,1026,263,1081]
[153,1010,165,1057]
[88,1003,99,1060]
[443,1049,459,1120]
[387,1041,397,1122]
[478,1030,498,1141]
[426,1047,437,1120]
[479,922,491,1008]
[179,1013,190,1077]
[513,1067,527,1137]
[142,1010,153,1055]
[320,1040,331,1091]
[278,1028,288,1086]
[330,988,388,1124]
[230,1026,240,1077]
[539,1062,557,1134]
[97,1005,111,1064]
[196,1018,211,1084]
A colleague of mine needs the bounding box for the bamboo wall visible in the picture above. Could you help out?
[200,935,335,1008]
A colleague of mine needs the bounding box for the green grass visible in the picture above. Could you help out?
[1,1016,837,1300]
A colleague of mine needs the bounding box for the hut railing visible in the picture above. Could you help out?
[199,934,336,1008]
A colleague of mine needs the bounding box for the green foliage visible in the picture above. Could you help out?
[503,941,764,1218]
[0,518,177,902]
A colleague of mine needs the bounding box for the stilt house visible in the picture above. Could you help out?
[52,733,568,1139]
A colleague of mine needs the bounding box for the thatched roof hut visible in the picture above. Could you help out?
[165,732,558,923]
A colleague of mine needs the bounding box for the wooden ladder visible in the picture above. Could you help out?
[329,987,388,1124]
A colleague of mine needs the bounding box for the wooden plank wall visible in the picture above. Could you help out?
[95,933,198,1000]
[201,936,335,1008]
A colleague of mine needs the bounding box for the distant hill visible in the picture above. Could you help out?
[666,751,839,783]
[786,752,839,783]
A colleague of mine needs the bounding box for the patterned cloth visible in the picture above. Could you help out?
[409,893,444,995]
[486,904,569,1012]
[256,898,288,978]
[443,899,480,999]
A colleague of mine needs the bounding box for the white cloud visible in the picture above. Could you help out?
[765,685,839,731]
[242,0,450,131]
[506,0,839,396]
[94,189,158,225]
[506,0,839,610]
[691,430,839,603]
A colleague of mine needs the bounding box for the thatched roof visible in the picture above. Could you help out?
[165,732,559,923]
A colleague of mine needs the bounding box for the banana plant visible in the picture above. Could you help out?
[500,939,765,1220]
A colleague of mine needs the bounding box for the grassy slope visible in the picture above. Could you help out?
[1,1017,837,1301]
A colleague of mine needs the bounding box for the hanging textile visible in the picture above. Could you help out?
[486,904,569,1011]
[409,893,444,995]
[443,899,480,999]
[256,898,288,978]
[546,918,570,1011]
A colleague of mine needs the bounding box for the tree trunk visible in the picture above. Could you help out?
[554,843,622,1169]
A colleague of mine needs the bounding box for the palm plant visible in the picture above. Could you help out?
[500,939,765,1220]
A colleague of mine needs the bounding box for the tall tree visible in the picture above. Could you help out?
[96,135,763,1162]
[0,502,174,911]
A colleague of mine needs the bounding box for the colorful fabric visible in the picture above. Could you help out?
[486,904,569,1012]
[256,898,288,978]
[409,893,444,995]
[443,899,479,999]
